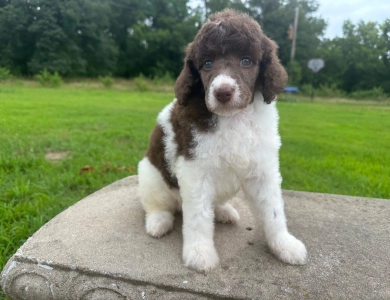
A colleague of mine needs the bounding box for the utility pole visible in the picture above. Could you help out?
[204,0,208,20]
[290,7,299,61]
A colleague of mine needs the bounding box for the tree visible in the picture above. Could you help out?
[109,0,151,77]
[0,0,118,76]
[74,0,118,76]
[316,20,388,93]
[379,19,390,93]
[119,0,202,78]
[315,38,348,88]
[0,0,35,75]
[248,0,326,67]
[0,0,388,91]
[205,0,327,84]
[27,0,85,75]
[205,0,249,16]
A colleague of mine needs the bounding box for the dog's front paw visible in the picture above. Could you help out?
[215,203,240,224]
[268,233,307,265]
[183,244,219,272]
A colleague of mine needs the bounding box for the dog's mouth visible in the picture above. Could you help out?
[206,100,248,117]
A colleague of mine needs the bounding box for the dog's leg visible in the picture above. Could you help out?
[177,158,219,272]
[244,174,307,265]
[181,186,219,271]
[214,203,240,224]
[138,157,179,238]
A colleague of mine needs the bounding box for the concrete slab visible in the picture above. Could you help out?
[1,176,390,299]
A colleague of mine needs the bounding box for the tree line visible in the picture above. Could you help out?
[0,0,389,94]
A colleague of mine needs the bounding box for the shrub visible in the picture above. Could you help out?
[286,60,302,86]
[299,84,313,96]
[99,75,113,88]
[349,87,388,100]
[299,83,346,98]
[0,67,11,80]
[152,71,175,86]
[35,70,62,87]
[316,84,346,98]
[134,74,148,92]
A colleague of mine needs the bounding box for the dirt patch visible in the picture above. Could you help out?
[45,151,70,162]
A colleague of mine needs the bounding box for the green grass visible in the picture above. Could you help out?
[0,84,389,280]
[278,100,390,198]
[0,85,171,273]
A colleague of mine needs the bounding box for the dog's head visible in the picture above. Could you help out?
[174,10,287,116]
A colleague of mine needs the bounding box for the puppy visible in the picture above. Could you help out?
[138,9,307,272]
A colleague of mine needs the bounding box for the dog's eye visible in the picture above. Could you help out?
[204,60,214,70]
[240,58,252,67]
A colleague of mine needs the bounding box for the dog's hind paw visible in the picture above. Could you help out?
[268,233,307,265]
[145,211,174,238]
[215,203,240,224]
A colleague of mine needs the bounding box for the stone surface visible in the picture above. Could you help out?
[1,175,390,299]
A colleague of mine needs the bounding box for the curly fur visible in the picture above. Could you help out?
[175,10,287,105]
[138,10,306,272]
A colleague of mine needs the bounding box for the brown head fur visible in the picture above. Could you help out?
[174,9,287,105]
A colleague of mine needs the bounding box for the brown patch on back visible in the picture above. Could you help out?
[146,124,179,189]
[145,100,215,189]
[171,98,216,159]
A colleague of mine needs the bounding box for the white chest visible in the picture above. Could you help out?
[193,101,280,170]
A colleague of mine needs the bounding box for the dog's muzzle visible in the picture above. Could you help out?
[214,84,236,103]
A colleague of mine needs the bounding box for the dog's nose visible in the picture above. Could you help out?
[214,84,235,103]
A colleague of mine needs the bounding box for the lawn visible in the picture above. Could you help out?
[0,84,389,274]
[278,99,390,198]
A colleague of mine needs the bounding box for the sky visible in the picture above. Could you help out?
[315,0,390,38]
[190,0,390,39]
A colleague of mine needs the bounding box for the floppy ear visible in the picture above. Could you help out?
[257,36,288,104]
[174,43,204,105]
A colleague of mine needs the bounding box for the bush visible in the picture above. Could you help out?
[286,60,302,86]
[299,84,313,96]
[349,87,388,100]
[299,83,346,98]
[35,70,62,87]
[152,71,175,86]
[0,67,11,80]
[316,84,346,98]
[134,74,148,92]
[99,75,113,88]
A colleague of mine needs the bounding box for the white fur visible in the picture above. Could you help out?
[145,211,175,238]
[207,74,241,116]
[138,92,307,271]
[214,203,240,224]
[138,157,181,237]
[157,101,177,175]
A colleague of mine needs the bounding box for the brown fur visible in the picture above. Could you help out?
[145,10,287,189]
[175,9,287,105]
[146,124,179,189]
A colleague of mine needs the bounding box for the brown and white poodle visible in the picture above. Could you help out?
[138,9,307,272]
